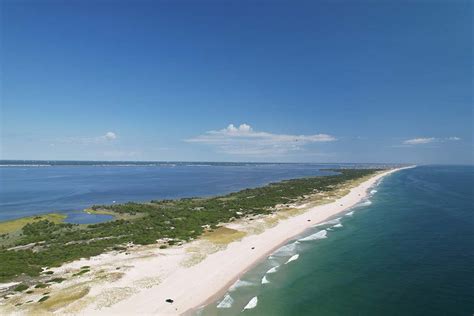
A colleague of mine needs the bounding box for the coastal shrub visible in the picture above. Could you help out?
[47,277,65,283]
[0,169,381,283]
[14,284,28,292]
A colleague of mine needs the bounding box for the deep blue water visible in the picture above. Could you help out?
[0,163,361,223]
[199,166,474,316]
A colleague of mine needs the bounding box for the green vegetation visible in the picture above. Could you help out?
[0,169,382,283]
[0,214,66,234]
[72,269,89,277]
[14,283,29,292]
[47,278,66,284]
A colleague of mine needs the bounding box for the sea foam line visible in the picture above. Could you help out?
[229,280,252,292]
[272,241,299,256]
[314,217,341,227]
[299,229,327,241]
[358,200,372,207]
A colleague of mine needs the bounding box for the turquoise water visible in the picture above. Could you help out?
[199,166,474,315]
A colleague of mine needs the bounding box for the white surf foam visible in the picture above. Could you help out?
[266,266,279,274]
[358,200,372,207]
[229,280,252,292]
[273,241,298,256]
[285,254,300,264]
[345,211,354,216]
[332,223,343,228]
[217,294,234,308]
[299,229,327,241]
[243,296,258,310]
[261,275,270,284]
[370,189,378,194]
[314,217,341,227]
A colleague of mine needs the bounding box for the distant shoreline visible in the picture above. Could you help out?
[87,167,411,315]
[0,159,410,167]
[0,166,413,315]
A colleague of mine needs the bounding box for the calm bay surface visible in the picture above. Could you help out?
[1,163,352,223]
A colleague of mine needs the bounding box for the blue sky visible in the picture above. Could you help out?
[1,0,472,164]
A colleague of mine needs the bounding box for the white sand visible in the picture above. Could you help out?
[74,167,408,315]
[0,167,409,315]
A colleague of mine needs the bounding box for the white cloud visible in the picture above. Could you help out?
[447,136,461,141]
[104,132,117,141]
[402,137,461,146]
[403,137,436,145]
[186,123,336,155]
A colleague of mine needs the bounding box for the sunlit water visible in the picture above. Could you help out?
[198,166,474,316]
[0,162,364,223]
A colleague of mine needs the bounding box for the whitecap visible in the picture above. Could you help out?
[332,223,343,228]
[370,189,378,194]
[358,200,372,207]
[345,211,354,216]
[229,280,252,292]
[266,266,279,274]
[272,242,298,256]
[217,294,234,308]
[299,230,327,241]
[314,217,341,227]
[261,275,270,284]
[243,296,258,310]
[285,254,300,264]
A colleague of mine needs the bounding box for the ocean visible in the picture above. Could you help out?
[198,165,474,315]
[0,162,386,223]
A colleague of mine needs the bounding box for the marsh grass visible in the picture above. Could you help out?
[0,214,66,235]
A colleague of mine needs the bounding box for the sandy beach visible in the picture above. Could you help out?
[0,167,409,316]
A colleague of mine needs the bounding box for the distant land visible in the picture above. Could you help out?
[0,160,406,168]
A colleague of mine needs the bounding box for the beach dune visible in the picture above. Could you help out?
[74,168,406,315]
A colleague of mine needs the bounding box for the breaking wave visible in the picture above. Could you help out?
[243,296,258,310]
[229,280,253,292]
[266,266,279,274]
[332,223,343,228]
[285,254,300,264]
[261,275,270,284]
[217,294,234,308]
[345,211,354,216]
[314,217,341,227]
[358,200,372,207]
[370,189,378,194]
[272,241,299,256]
[299,230,328,241]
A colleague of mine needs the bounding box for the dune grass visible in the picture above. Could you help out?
[202,227,247,245]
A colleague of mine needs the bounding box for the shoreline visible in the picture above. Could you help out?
[186,167,409,315]
[85,167,410,315]
[0,167,412,315]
